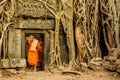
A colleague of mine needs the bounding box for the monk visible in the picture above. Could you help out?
[26,35,42,71]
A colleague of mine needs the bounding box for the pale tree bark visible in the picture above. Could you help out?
[100,0,119,55]
[74,0,101,63]
[74,0,86,62]
[38,0,75,68]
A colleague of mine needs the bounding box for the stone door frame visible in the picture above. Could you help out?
[21,29,50,71]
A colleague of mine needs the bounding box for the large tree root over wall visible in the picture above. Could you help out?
[74,0,120,66]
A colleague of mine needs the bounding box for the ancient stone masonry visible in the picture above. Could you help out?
[17,0,57,18]
[1,0,120,73]
[2,0,75,70]
[16,19,54,29]
[6,0,56,69]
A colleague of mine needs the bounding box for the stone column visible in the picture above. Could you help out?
[8,29,15,58]
[14,29,22,58]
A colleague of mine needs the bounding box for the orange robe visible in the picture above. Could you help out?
[27,40,42,66]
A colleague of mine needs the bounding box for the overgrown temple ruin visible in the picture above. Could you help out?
[0,0,120,75]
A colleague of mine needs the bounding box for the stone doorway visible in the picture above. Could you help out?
[21,30,50,71]
[25,33,44,70]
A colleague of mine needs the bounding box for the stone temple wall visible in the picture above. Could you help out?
[7,0,72,70]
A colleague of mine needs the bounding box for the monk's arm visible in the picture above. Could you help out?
[26,37,31,44]
[37,42,43,52]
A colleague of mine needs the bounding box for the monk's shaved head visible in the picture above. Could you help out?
[29,35,34,41]
[30,35,34,38]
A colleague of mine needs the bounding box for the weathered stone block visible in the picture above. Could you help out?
[102,61,116,71]
[17,19,54,29]
[0,59,26,68]
[88,57,102,70]
[17,0,56,18]
[0,59,9,68]
[88,63,102,70]
[116,59,120,65]
[116,59,120,73]
[17,59,26,68]
[9,59,26,68]
[93,57,102,62]
[14,29,22,58]
[9,59,19,68]
[104,56,117,62]
[108,56,117,61]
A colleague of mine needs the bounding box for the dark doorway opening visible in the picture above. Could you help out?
[25,33,44,71]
